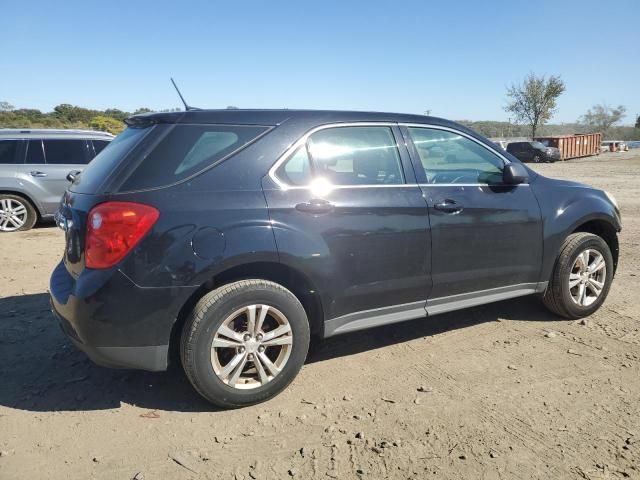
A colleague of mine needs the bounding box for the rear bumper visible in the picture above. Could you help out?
[49,260,195,371]
[55,317,168,371]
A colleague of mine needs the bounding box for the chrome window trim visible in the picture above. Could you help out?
[268,121,523,190]
[418,183,529,187]
[268,122,405,190]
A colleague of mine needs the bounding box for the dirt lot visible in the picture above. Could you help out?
[1,152,639,480]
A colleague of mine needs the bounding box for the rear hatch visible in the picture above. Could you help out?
[59,120,271,277]
[59,125,157,277]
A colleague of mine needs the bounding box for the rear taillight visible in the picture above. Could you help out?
[85,202,159,269]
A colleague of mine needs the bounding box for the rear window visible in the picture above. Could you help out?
[119,124,268,191]
[0,140,21,164]
[72,127,150,193]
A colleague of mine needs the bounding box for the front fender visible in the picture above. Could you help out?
[533,178,621,283]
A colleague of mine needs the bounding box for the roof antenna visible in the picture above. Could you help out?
[170,77,198,111]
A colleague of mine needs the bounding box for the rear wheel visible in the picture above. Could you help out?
[532,155,541,163]
[542,233,613,319]
[0,194,37,232]
[180,279,310,408]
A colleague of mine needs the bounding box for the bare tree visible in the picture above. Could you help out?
[504,73,565,139]
[580,104,626,134]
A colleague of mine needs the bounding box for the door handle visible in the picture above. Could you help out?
[295,199,334,214]
[30,171,48,177]
[434,199,463,214]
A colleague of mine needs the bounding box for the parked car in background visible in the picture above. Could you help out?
[506,141,560,163]
[603,141,629,152]
[600,142,611,153]
[627,141,640,149]
[0,129,113,231]
[50,109,621,408]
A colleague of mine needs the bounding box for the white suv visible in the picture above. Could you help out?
[0,129,113,231]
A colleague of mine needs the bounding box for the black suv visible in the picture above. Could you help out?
[50,110,621,407]
[507,141,561,163]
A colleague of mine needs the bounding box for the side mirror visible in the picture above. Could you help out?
[503,163,529,185]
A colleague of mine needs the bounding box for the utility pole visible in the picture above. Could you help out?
[424,109,431,116]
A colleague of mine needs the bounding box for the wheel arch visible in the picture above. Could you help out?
[0,189,44,218]
[168,261,325,364]
[571,218,619,274]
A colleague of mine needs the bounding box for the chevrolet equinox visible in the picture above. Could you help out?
[50,110,621,407]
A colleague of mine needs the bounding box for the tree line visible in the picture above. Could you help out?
[0,102,160,135]
[2,81,639,140]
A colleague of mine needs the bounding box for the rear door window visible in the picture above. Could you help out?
[308,126,404,185]
[25,140,45,164]
[119,124,269,191]
[0,140,22,164]
[275,146,313,186]
[43,139,91,164]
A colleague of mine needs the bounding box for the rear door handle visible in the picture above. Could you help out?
[30,171,48,177]
[434,199,463,214]
[295,199,334,214]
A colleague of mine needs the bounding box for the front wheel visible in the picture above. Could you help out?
[542,232,614,319]
[532,155,541,163]
[180,279,310,408]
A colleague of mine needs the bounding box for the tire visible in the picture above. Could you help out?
[533,155,541,163]
[542,232,614,319]
[180,279,310,408]
[0,194,37,232]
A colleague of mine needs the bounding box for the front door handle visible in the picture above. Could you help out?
[30,171,48,177]
[434,199,463,214]
[295,199,334,214]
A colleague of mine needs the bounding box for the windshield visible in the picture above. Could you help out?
[531,141,546,149]
[71,127,150,193]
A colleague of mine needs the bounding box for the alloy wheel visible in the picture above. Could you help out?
[568,248,607,307]
[0,198,28,232]
[211,304,293,389]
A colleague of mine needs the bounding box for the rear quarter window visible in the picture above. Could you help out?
[119,124,269,191]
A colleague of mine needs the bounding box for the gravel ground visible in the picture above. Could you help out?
[0,151,639,480]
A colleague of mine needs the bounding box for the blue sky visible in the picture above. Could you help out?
[1,0,638,123]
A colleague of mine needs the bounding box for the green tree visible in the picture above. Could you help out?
[133,107,153,115]
[579,104,626,134]
[635,115,640,129]
[104,108,129,121]
[89,115,125,135]
[504,73,565,139]
[53,104,101,123]
[0,101,14,112]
